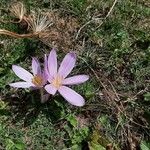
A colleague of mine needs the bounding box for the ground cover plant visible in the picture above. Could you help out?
[0,0,150,149]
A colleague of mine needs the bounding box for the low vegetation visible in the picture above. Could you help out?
[0,0,149,149]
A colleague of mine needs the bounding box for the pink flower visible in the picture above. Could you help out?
[45,49,89,107]
[9,56,48,88]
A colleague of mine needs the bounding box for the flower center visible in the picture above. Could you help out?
[32,75,43,87]
[52,75,63,89]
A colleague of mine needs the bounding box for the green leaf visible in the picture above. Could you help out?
[0,67,4,74]
[88,130,120,150]
[140,141,150,150]
[144,93,150,101]
[89,142,105,150]
[6,139,14,150]
[71,144,81,150]
[66,114,77,127]
[15,142,25,150]
[99,115,108,126]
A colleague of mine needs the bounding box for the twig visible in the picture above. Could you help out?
[78,55,149,130]
[75,0,118,40]
[75,20,93,40]
[132,87,148,99]
[108,80,120,101]
[0,29,38,38]
[78,55,110,99]
[105,0,118,18]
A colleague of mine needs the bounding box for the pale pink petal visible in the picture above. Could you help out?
[41,73,47,85]
[44,54,53,83]
[48,49,57,77]
[9,82,33,88]
[41,55,48,84]
[45,84,57,95]
[12,65,33,82]
[46,77,53,84]
[32,57,41,75]
[58,86,85,106]
[44,54,48,76]
[63,75,89,85]
[58,52,76,78]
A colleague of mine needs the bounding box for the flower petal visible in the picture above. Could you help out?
[32,57,41,75]
[63,75,89,85]
[44,54,48,76]
[40,55,48,84]
[9,82,33,88]
[12,65,33,82]
[58,86,85,107]
[58,52,76,78]
[48,49,57,77]
[45,84,57,95]
[44,54,53,83]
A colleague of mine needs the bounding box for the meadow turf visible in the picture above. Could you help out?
[0,0,150,149]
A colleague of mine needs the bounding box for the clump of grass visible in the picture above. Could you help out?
[0,2,81,51]
[9,2,27,23]
[27,12,53,33]
[0,2,53,40]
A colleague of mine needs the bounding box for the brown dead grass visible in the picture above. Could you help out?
[39,11,80,52]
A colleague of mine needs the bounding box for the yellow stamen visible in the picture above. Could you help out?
[32,75,43,86]
[52,75,63,88]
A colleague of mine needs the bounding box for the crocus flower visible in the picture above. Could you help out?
[45,49,89,107]
[9,56,47,88]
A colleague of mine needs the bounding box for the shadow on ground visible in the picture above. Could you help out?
[1,89,66,127]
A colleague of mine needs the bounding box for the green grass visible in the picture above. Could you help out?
[0,0,150,149]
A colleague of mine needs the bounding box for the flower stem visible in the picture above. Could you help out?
[40,88,44,102]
